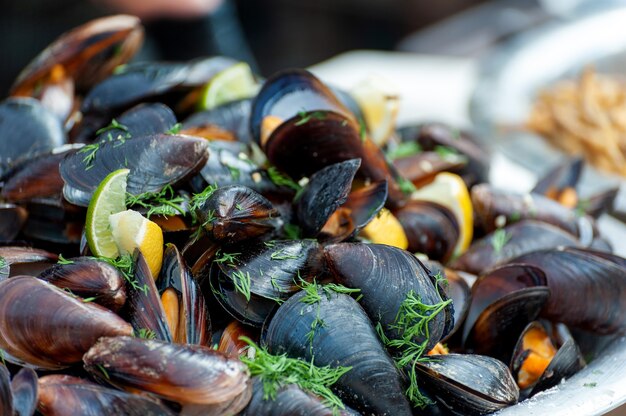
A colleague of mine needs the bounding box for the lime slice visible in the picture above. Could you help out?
[198,62,259,110]
[85,169,129,257]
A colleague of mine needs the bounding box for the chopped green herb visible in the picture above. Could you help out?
[359,118,367,142]
[235,203,243,211]
[398,177,417,195]
[96,119,129,136]
[294,111,326,126]
[99,254,147,295]
[78,143,100,170]
[166,123,182,134]
[433,271,448,288]
[387,141,422,161]
[306,316,326,344]
[227,165,241,180]
[434,145,459,160]
[240,337,350,413]
[267,166,302,192]
[96,365,110,380]
[0,257,6,269]
[263,241,276,248]
[491,229,511,254]
[583,382,597,388]
[136,328,156,340]
[575,198,590,218]
[510,211,522,222]
[126,185,186,218]
[0,349,5,366]
[189,184,219,214]
[283,223,302,240]
[213,250,241,267]
[270,248,302,261]
[231,270,252,301]
[81,297,97,303]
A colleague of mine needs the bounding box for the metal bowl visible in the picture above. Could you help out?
[471,5,626,415]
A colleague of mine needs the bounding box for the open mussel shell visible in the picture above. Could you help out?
[451,220,581,275]
[0,204,28,241]
[511,247,626,334]
[415,354,519,415]
[297,159,360,237]
[10,368,38,416]
[183,99,252,143]
[0,98,66,177]
[392,151,467,188]
[0,276,132,369]
[11,15,143,95]
[510,321,585,399]
[38,375,174,416]
[60,134,209,206]
[0,246,57,280]
[196,185,281,244]
[84,336,251,414]
[38,257,127,312]
[393,199,460,263]
[157,244,211,345]
[94,103,177,142]
[0,365,12,415]
[263,290,413,415]
[217,321,257,358]
[462,264,550,362]
[241,378,360,416]
[532,158,583,198]
[324,243,453,352]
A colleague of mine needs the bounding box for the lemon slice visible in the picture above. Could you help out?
[349,76,399,146]
[411,172,473,256]
[360,208,409,250]
[198,62,259,110]
[109,209,164,278]
[85,169,129,258]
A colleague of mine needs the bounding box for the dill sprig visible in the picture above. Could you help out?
[57,254,74,265]
[0,257,6,269]
[378,290,452,408]
[267,166,302,192]
[78,143,100,170]
[231,270,252,301]
[270,248,302,261]
[398,177,417,195]
[387,141,422,161]
[282,223,301,240]
[136,328,156,340]
[126,185,186,218]
[358,118,367,142]
[95,118,128,136]
[99,254,148,295]
[166,123,182,134]
[239,336,351,413]
[294,110,326,126]
[189,184,219,214]
[213,250,241,267]
[491,228,511,254]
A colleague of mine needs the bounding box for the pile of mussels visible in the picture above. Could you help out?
[0,14,625,416]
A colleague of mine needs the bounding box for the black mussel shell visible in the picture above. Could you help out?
[451,220,581,275]
[38,257,127,312]
[342,180,388,232]
[196,185,281,244]
[0,98,66,177]
[217,320,258,358]
[324,243,453,352]
[532,158,583,196]
[0,276,132,369]
[0,364,12,415]
[0,204,28,242]
[11,15,143,95]
[11,367,38,416]
[84,336,251,414]
[394,200,460,263]
[38,374,174,416]
[60,134,209,206]
[0,246,57,279]
[241,378,360,416]
[94,103,177,142]
[462,265,550,362]
[183,99,252,143]
[415,354,519,416]
[510,321,585,398]
[297,159,360,237]
[393,151,467,189]
[263,290,413,415]
[427,264,471,345]
[157,244,211,345]
[511,248,626,334]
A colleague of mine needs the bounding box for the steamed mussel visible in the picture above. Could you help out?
[0,14,623,416]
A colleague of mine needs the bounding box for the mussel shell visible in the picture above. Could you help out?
[94,103,177,142]
[0,276,132,369]
[0,98,66,177]
[11,368,38,416]
[394,199,460,263]
[60,134,209,206]
[436,266,471,344]
[37,374,174,416]
[0,246,57,278]
[183,99,252,143]
[393,151,467,188]
[415,354,519,416]
[532,158,583,196]
[84,336,251,410]
[0,364,12,415]
[263,290,413,415]
[241,378,359,416]
[158,244,211,345]
[38,257,127,312]
[11,15,143,94]
[511,248,626,334]
[341,180,388,232]
[197,185,280,244]
[0,204,28,241]
[296,159,360,237]
[324,243,453,352]
[451,220,581,275]
[218,320,257,358]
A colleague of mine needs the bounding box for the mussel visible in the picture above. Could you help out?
[11,367,38,416]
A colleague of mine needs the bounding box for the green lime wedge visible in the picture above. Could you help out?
[85,168,129,257]
[198,62,259,110]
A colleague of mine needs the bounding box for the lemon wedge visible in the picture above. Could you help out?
[349,76,399,146]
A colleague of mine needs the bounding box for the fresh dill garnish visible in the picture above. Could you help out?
[377,290,452,408]
[433,271,448,288]
[213,250,241,267]
[294,110,326,126]
[509,211,521,222]
[491,228,511,254]
[283,223,302,240]
[0,349,5,366]
[231,270,252,301]
[359,118,367,143]
[575,198,590,218]
[270,248,302,261]
[583,382,597,388]
[263,241,276,248]
[387,141,422,161]
[307,316,326,344]
[0,257,6,269]
[235,203,243,211]
[96,364,110,380]
[189,184,219,214]
[96,119,129,136]
[78,143,100,170]
[81,297,97,303]
[227,165,241,180]
[166,123,182,134]
[136,328,156,340]
[434,145,459,160]
[126,185,186,218]
[99,254,148,295]
[267,166,302,192]
[239,336,351,413]
[398,177,417,195]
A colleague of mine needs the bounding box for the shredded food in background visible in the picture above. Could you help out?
[527,67,626,176]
